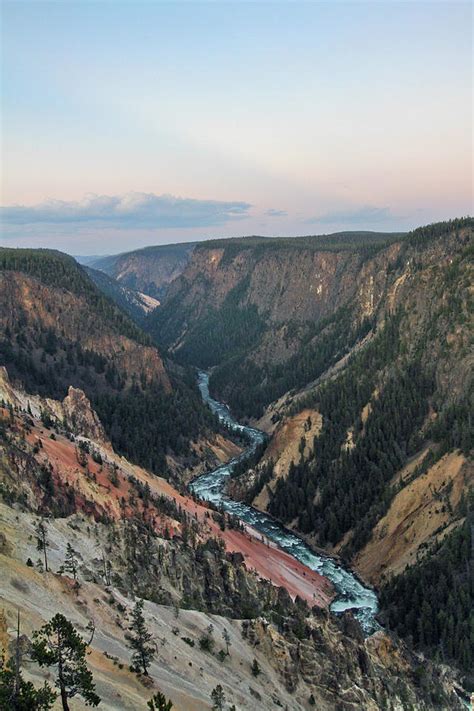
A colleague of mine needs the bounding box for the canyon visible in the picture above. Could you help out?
[0,220,472,709]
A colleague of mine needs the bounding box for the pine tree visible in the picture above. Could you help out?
[35,519,49,572]
[0,611,57,710]
[127,599,155,675]
[210,684,226,710]
[222,628,231,656]
[60,543,79,580]
[251,658,261,677]
[0,658,57,710]
[147,691,173,710]
[31,614,99,711]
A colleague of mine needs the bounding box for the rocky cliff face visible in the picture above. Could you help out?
[152,240,400,362]
[90,242,195,299]
[85,265,161,323]
[149,220,472,419]
[61,386,110,444]
[165,240,400,327]
[0,366,110,445]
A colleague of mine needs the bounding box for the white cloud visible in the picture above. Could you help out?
[1,192,252,229]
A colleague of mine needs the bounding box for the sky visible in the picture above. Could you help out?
[1,0,472,255]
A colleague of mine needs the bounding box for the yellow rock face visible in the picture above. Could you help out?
[355,450,473,585]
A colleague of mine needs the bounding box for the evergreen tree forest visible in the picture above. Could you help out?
[380,510,474,675]
[194,228,407,259]
[149,276,266,373]
[209,307,372,418]
[267,309,473,556]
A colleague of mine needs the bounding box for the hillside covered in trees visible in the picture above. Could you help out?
[381,512,474,676]
[0,248,217,475]
[224,220,473,677]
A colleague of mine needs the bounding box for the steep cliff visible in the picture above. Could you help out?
[90,242,195,299]
[148,220,471,419]
[0,366,110,445]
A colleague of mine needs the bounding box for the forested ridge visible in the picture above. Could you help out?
[268,330,473,556]
[0,247,149,344]
[196,229,406,258]
[267,311,433,552]
[259,229,472,584]
[250,219,473,678]
[0,248,217,475]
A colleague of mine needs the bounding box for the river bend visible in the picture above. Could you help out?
[190,371,379,634]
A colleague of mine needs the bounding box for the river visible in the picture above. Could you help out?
[190,371,379,634]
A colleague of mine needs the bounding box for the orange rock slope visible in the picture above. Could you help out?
[17,409,334,609]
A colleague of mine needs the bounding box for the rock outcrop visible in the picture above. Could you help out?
[0,366,109,444]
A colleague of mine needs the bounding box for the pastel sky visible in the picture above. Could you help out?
[1,0,472,254]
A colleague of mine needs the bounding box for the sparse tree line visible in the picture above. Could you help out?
[1,598,252,710]
[0,603,178,710]
[2,514,298,711]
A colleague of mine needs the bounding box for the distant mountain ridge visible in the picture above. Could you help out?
[84,230,406,302]
[88,241,196,299]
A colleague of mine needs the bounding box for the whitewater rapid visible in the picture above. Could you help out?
[190,371,379,634]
